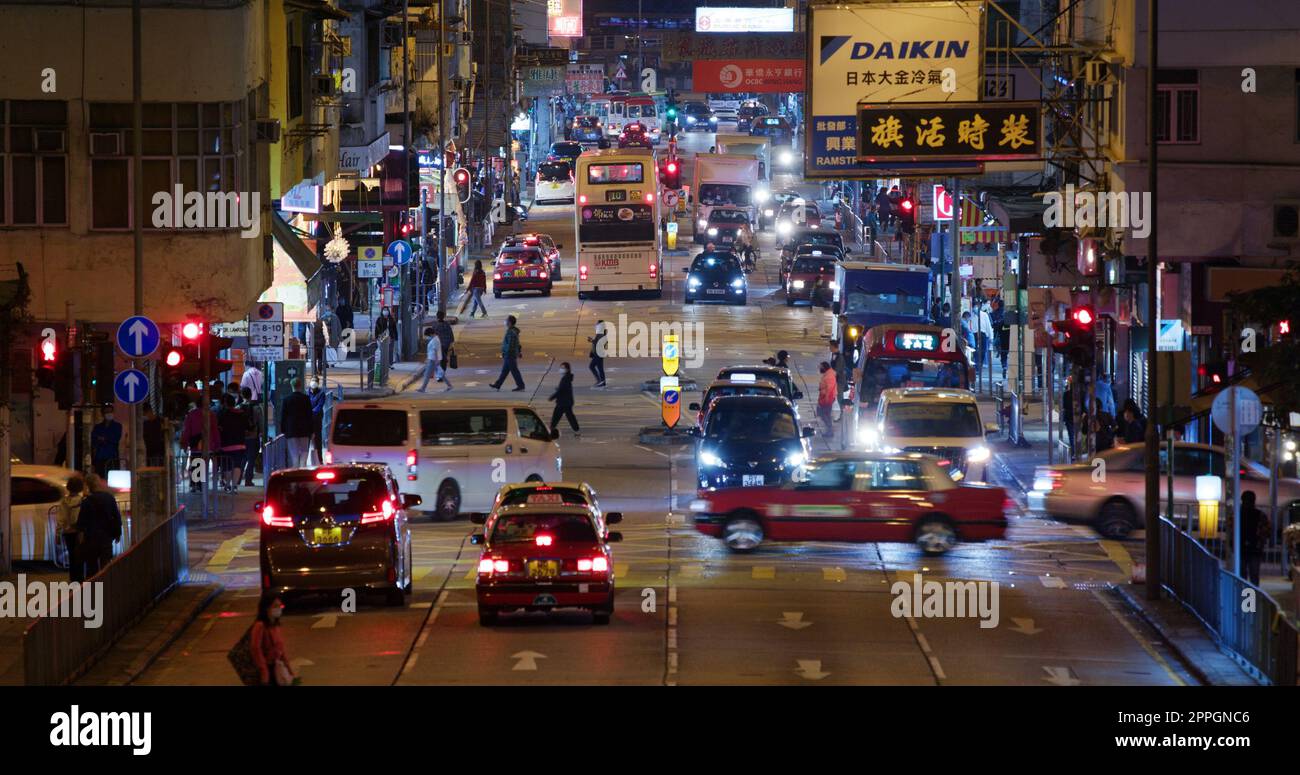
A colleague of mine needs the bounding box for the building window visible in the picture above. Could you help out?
[1295,69,1300,142]
[1155,69,1198,144]
[289,20,304,120]
[89,101,245,231]
[1,100,69,226]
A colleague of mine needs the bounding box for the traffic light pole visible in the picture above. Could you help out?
[131,0,145,523]
[1143,0,1161,599]
[200,327,211,520]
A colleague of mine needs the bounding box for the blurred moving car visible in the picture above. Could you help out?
[493,246,553,297]
[570,115,603,143]
[691,395,813,490]
[781,243,844,285]
[501,232,563,279]
[617,122,653,149]
[8,465,131,564]
[548,141,583,166]
[736,102,769,133]
[780,228,845,263]
[864,389,999,482]
[257,464,419,605]
[681,102,716,132]
[683,250,747,305]
[534,160,575,205]
[473,503,622,625]
[690,452,1010,553]
[688,378,783,435]
[1029,442,1300,539]
[775,200,823,244]
[703,206,755,252]
[785,253,839,307]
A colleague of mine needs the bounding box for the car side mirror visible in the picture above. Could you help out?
[985,422,1000,436]
[469,513,487,525]
[469,532,485,545]
[253,501,263,513]
[607,531,623,543]
[802,427,816,437]
[688,402,701,412]
[403,494,423,508]
[606,511,623,524]
[793,390,804,400]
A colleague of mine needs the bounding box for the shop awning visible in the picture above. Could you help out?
[271,210,322,282]
[986,193,1050,235]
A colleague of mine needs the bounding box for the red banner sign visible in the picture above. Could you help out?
[692,59,804,93]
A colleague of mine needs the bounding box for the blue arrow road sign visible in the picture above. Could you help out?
[116,316,160,358]
[113,369,149,404]
[387,240,413,266]
[665,390,680,405]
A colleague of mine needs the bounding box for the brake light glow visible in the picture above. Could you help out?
[577,557,609,573]
[579,264,589,280]
[535,534,554,547]
[407,449,418,481]
[315,471,336,480]
[479,558,509,574]
[362,498,396,524]
[493,272,501,280]
[539,271,548,279]
[579,194,587,204]
[261,505,294,528]
[649,262,657,279]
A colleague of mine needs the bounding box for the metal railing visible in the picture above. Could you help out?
[1159,517,1299,685]
[22,506,189,686]
[262,433,293,481]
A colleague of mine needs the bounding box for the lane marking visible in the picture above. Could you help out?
[751,565,776,580]
[1091,588,1187,686]
[823,566,846,582]
[1099,539,1134,579]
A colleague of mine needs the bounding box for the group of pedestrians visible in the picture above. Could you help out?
[278,379,329,469]
[1060,375,1146,455]
[56,472,123,582]
[958,296,1012,383]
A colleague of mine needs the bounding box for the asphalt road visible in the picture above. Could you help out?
[130,130,1194,687]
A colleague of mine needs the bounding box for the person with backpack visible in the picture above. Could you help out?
[76,474,123,579]
[58,474,86,582]
[489,315,525,391]
[249,594,297,686]
[547,362,580,438]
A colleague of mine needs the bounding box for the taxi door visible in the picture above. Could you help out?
[852,459,930,543]
[765,459,870,542]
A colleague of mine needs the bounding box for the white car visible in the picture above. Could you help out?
[9,465,132,563]
[533,160,575,205]
[860,389,999,483]
[327,398,563,521]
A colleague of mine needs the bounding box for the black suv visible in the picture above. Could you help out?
[691,395,814,489]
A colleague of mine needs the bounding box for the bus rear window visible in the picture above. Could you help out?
[332,409,407,447]
[587,163,644,184]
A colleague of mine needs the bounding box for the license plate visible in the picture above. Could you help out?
[742,475,765,486]
[514,269,526,277]
[721,236,734,243]
[533,594,558,606]
[527,560,559,579]
[312,527,343,545]
[706,288,726,295]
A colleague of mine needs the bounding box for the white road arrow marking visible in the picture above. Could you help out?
[1039,574,1067,588]
[122,372,141,402]
[794,659,830,680]
[1009,617,1042,635]
[512,651,547,671]
[311,614,338,629]
[128,319,150,353]
[777,612,812,630]
[1042,666,1081,686]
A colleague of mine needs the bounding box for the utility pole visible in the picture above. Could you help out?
[131,0,144,522]
[400,0,413,360]
[437,0,448,316]
[1143,0,1162,599]
[948,178,962,338]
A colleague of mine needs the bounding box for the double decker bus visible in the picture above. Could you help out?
[574,148,663,299]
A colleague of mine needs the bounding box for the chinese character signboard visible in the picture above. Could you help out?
[693,60,804,93]
[548,0,582,38]
[522,65,564,97]
[661,32,804,63]
[807,1,984,178]
[566,63,605,95]
[696,7,794,33]
[855,101,1041,162]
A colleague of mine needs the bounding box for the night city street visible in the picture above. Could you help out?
[1,0,1299,761]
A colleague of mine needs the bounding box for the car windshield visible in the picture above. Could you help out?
[552,143,580,157]
[793,258,837,274]
[700,184,752,207]
[499,488,589,508]
[268,472,388,516]
[884,402,982,437]
[684,103,709,115]
[490,513,599,544]
[538,162,571,182]
[709,210,750,224]
[576,116,598,127]
[499,251,544,265]
[718,369,793,398]
[863,358,968,392]
[332,409,407,446]
[705,385,778,404]
[692,254,741,272]
[794,231,841,249]
[705,403,797,440]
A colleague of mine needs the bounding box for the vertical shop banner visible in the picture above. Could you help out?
[566,63,605,95]
[807,1,985,178]
[547,0,582,38]
[693,60,804,93]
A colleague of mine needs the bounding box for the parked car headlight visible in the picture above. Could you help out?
[779,149,794,165]
[686,116,697,124]
[777,222,792,235]
[709,116,718,123]
[699,450,723,467]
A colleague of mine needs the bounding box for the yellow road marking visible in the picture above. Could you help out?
[206,529,257,572]
[1091,588,1187,686]
[751,565,776,580]
[1099,540,1134,580]
[614,563,630,579]
[823,566,847,582]
[543,310,556,318]
[413,565,436,582]
[679,563,704,578]
[463,567,478,581]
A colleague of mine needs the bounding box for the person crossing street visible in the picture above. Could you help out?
[547,362,580,437]
[489,315,525,392]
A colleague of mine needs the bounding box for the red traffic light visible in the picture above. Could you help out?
[1071,306,1095,327]
[181,321,203,340]
[1280,319,1291,335]
[666,162,677,173]
[454,169,470,185]
[41,339,57,362]
[164,348,183,367]
[900,199,914,211]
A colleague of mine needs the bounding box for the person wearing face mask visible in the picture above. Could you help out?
[547,362,580,438]
[90,408,123,478]
[374,306,398,365]
[249,594,297,686]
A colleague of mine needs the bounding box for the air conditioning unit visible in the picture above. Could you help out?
[89,132,122,156]
[1273,200,1300,243]
[253,119,281,144]
[35,129,66,153]
[313,74,336,97]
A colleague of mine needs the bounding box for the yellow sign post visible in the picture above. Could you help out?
[662,333,680,377]
[660,375,681,429]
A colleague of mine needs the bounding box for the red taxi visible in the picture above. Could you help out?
[473,504,622,625]
[501,232,563,278]
[856,324,971,407]
[492,246,553,298]
[785,253,838,307]
[617,122,653,149]
[689,452,1009,554]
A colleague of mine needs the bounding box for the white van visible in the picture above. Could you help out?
[865,388,999,483]
[327,398,563,520]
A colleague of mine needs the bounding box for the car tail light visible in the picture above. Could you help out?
[407,449,418,481]
[261,504,294,528]
[579,194,587,204]
[315,470,336,480]
[539,271,548,279]
[362,498,396,524]
[478,558,494,574]
[644,192,655,203]
[479,558,509,574]
[578,556,609,573]
[649,262,657,279]
[535,534,554,547]
[579,264,589,280]
[493,272,501,280]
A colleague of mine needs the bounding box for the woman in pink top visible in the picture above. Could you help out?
[250,594,296,686]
